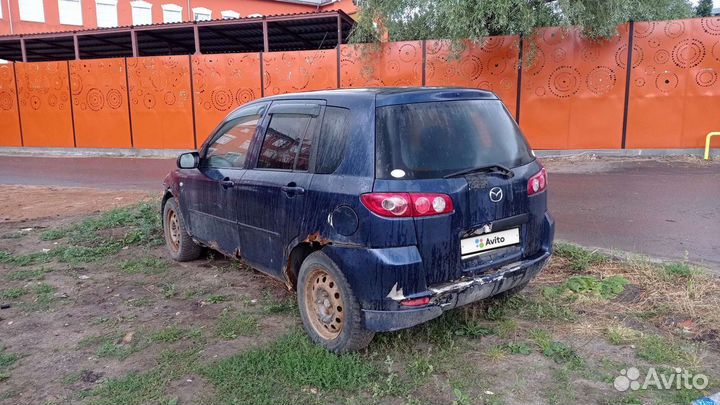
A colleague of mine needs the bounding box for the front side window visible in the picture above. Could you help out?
[375,100,534,179]
[204,113,263,169]
[59,0,83,25]
[257,113,314,171]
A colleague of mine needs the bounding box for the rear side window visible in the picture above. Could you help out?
[316,106,350,174]
[257,113,313,170]
[375,100,534,179]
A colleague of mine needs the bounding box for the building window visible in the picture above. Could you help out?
[247,13,263,18]
[192,7,211,21]
[220,10,239,19]
[19,0,45,22]
[162,4,182,23]
[59,0,83,25]
[95,0,118,27]
[0,0,3,19]
[130,0,152,25]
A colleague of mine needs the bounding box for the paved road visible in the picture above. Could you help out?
[0,156,718,268]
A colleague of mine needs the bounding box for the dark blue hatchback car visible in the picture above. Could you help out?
[162,87,554,352]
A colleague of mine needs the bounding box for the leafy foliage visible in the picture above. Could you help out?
[351,0,694,43]
[696,0,714,17]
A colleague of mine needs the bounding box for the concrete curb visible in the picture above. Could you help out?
[0,147,718,159]
[0,147,190,159]
[535,148,720,159]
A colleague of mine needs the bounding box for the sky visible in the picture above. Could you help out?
[690,0,720,8]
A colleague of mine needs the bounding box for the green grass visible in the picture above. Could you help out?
[90,349,199,405]
[119,257,169,275]
[0,287,28,300]
[2,203,162,268]
[202,331,377,405]
[543,275,629,300]
[554,243,608,272]
[216,311,259,339]
[662,262,698,278]
[0,345,21,382]
[148,326,186,343]
[530,329,584,367]
[636,334,691,365]
[205,294,229,304]
[6,267,52,281]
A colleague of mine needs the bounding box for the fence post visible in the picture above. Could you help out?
[621,21,635,149]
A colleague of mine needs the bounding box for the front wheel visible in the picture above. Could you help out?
[163,197,202,262]
[297,251,374,353]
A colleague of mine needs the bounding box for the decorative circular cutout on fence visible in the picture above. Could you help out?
[203,101,212,110]
[425,40,444,55]
[664,21,685,38]
[398,43,418,62]
[86,88,104,111]
[548,66,581,98]
[581,47,599,63]
[648,38,661,48]
[164,91,177,106]
[425,62,435,80]
[672,39,705,68]
[586,66,617,96]
[163,58,179,69]
[543,30,563,46]
[281,53,296,67]
[0,67,11,83]
[696,68,717,87]
[488,56,506,75]
[387,60,401,73]
[481,36,504,52]
[70,73,83,95]
[291,67,311,91]
[47,94,57,107]
[654,49,670,64]
[459,55,483,81]
[616,44,643,69]
[30,95,41,110]
[500,78,513,89]
[655,72,678,93]
[211,89,232,110]
[235,89,255,105]
[525,48,545,76]
[535,87,546,96]
[143,94,156,109]
[552,48,567,63]
[0,91,13,110]
[634,22,656,38]
[701,17,720,35]
[635,78,646,87]
[106,89,123,109]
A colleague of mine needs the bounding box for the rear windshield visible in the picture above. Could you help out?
[375,100,534,179]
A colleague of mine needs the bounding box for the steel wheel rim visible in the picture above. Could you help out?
[166,209,180,252]
[304,267,344,340]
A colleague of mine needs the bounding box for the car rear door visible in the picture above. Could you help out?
[235,100,324,277]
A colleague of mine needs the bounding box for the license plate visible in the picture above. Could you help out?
[461,228,520,257]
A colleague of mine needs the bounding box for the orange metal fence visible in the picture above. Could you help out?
[0,16,718,150]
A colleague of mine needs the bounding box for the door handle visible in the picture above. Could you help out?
[221,178,235,189]
[281,184,305,196]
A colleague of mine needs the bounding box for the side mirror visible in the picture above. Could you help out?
[177,152,199,169]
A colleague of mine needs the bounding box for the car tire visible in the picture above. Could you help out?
[297,251,375,353]
[163,197,202,262]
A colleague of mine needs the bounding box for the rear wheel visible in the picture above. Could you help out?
[297,251,374,353]
[163,197,202,262]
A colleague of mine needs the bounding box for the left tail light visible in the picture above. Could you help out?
[360,193,454,218]
[527,167,548,196]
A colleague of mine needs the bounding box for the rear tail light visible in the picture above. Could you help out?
[400,296,430,307]
[360,193,454,218]
[527,167,548,196]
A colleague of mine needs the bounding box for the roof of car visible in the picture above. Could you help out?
[262,87,499,107]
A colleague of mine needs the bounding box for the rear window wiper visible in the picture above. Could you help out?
[443,164,515,179]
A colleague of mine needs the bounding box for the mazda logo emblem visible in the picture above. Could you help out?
[489,187,503,203]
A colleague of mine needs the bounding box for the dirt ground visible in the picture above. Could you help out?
[1,186,719,405]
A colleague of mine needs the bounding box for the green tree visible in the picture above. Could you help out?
[350,0,695,43]
[696,0,714,17]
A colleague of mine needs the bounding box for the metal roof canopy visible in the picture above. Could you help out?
[0,11,354,62]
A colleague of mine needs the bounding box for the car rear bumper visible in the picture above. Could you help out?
[362,249,550,332]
